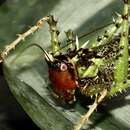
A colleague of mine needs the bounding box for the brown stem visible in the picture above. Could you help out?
[0,16,49,63]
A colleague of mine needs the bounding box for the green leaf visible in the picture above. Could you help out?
[1,0,130,130]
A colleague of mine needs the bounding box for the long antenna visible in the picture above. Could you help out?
[78,22,113,39]
[56,22,113,52]
[24,43,53,62]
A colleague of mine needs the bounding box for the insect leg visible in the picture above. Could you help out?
[65,29,74,49]
[46,15,60,56]
[74,89,108,130]
[108,0,129,96]
[78,15,123,48]
[50,13,123,55]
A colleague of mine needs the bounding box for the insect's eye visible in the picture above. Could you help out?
[60,63,68,71]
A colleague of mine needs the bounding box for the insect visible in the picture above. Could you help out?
[0,0,129,130]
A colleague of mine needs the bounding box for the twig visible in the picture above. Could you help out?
[0,16,49,63]
[74,89,107,130]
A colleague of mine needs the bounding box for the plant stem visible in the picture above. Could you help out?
[0,16,49,63]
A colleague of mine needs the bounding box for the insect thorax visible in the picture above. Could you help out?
[71,36,120,98]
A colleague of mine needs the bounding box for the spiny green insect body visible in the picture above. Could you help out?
[45,0,129,106]
[0,0,128,130]
[77,36,120,97]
